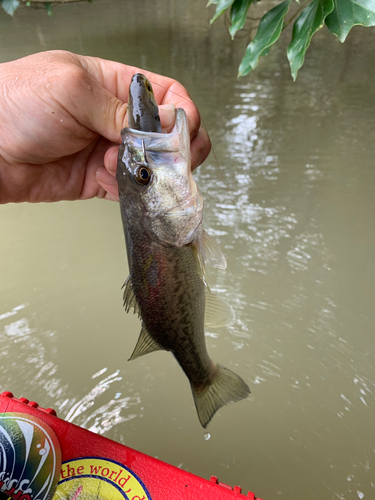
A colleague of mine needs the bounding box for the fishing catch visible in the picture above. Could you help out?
[117,73,250,427]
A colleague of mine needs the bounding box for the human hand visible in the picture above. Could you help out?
[0,50,210,203]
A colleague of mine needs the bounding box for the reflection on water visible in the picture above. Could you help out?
[0,304,64,398]
[64,369,141,434]
[0,303,142,434]
[1,1,375,499]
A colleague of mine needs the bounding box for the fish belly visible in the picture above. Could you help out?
[128,227,213,388]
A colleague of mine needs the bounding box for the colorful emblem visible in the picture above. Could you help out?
[53,458,152,500]
[0,413,61,500]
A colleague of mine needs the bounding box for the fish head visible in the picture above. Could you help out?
[117,108,203,247]
[128,73,161,132]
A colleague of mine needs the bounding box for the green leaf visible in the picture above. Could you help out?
[44,2,53,16]
[207,0,218,6]
[210,0,235,24]
[238,0,292,76]
[229,0,253,38]
[1,0,20,16]
[287,0,334,80]
[326,0,375,42]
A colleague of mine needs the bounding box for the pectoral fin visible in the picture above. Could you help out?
[128,324,164,361]
[203,230,227,270]
[191,241,210,291]
[204,290,235,328]
[122,275,140,317]
[192,232,227,289]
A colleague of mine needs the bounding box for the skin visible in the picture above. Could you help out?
[0,50,211,204]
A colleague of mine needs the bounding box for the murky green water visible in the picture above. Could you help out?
[1,1,375,499]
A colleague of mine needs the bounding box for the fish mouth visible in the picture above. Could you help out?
[133,73,145,83]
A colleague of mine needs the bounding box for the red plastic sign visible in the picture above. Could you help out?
[0,392,263,500]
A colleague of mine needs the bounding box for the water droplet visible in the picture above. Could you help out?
[204,433,211,441]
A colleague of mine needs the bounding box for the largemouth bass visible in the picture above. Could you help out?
[117,74,250,427]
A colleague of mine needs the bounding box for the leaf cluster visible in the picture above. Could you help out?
[208,0,375,79]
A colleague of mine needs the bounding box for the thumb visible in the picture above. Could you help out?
[73,79,176,143]
[70,55,180,143]
[71,55,180,143]
[72,76,128,143]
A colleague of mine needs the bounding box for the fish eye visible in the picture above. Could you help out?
[135,165,152,186]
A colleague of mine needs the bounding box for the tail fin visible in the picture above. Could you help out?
[191,364,250,428]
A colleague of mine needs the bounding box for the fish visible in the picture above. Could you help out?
[127,73,162,133]
[117,74,250,427]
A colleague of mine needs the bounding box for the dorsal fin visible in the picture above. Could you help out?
[122,276,141,317]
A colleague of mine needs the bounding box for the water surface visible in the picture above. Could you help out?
[0,1,374,499]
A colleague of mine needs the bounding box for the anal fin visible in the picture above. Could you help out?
[128,324,164,361]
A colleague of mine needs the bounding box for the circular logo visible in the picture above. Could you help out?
[0,413,61,500]
[53,458,152,500]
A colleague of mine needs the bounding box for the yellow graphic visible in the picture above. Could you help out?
[52,458,151,500]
